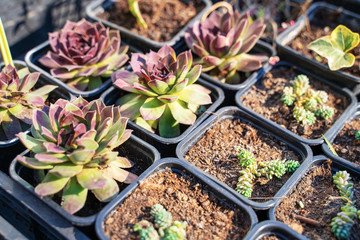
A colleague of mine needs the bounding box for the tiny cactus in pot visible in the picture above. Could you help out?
[112,45,212,138]
[15,97,137,214]
[0,64,57,140]
[39,19,129,91]
[184,1,268,84]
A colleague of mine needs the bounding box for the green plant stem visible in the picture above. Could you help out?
[128,0,148,29]
[0,17,13,67]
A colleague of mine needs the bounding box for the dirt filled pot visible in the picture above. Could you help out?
[242,220,307,240]
[276,2,360,89]
[269,155,360,239]
[176,106,312,210]
[198,41,275,105]
[86,0,211,52]
[101,78,224,157]
[236,61,356,146]
[95,158,258,240]
[25,41,134,99]
[322,104,360,172]
[0,60,73,173]
[9,135,160,226]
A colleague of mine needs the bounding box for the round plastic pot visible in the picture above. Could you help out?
[235,61,357,146]
[276,2,360,89]
[242,220,307,240]
[86,0,212,52]
[25,41,134,100]
[200,40,275,105]
[9,134,160,227]
[0,60,73,173]
[176,106,312,210]
[100,78,224,157]
[95,158,258,240]
[0,171,90,240]
[268,155,360,238]
[322,103,360,172]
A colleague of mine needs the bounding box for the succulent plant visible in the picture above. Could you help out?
[112,45,211,138]
[236,168,254,198]
[256,160,286,179]
[333,171,354,201]
[284,160,300,173]
[39,19,129,91]
[356,130,360,141]
[0,64,57,140]
[134,220,160,240]
[151,204,172,230]
[15,97,136,214]
[237,148,256,168]
[128,0,147,29]
[281,74,334,125]
[162,221,187,240]
[184,2,268,84]
[330,203,357,239]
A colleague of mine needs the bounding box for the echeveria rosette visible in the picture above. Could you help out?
[0,64,57,140]
[15,97,136,215]
[39,19,129,91]
[185,6,268,84]
[112,45,212,138]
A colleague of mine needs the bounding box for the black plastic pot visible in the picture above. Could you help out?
[235,61,357,146]
[199,40,275,105]
[176,106,312,210]
[101,78,224,157]
[25,41,133,99]
[0,171,90,240]
[243,220,307,240]
[9,134,160,227]
[0,214,27,240]
[268,155,360,238]
[86,0,212,52]
[276,2,360,89]
[0,60,73,173]
[322,104,360,172]
[95,158,258,240]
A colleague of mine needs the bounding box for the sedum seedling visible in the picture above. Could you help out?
[112,45,211,138]
[16,97,137,214]
[281,74,334,125]
[185,1,268,84]
[308,25,360,71]
[39,19,129,91]
[0,64,57,140]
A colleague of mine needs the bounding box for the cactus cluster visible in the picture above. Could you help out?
[330,170,359,239]
[281,74,334,125]
[235,148,300,198]
[134,204,187,240]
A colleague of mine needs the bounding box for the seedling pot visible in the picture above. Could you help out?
[9,135,160,226]
[176,106,312,210]
[95,158,258,240]
[276,2,360,89]
[101,78,224,157]
[86,0,212,52]
[268,155,360,239]
[235,61,357,146]
[242,220,307,240]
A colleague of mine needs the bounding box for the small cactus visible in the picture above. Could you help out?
[236,168,255,198]
[256,160,287,179]
[281,86,295,106]
[314,106,334,120]
[151,204,172,230]
[330,203,357,239]
[333,171,354,201]
[285,160,300,173]
[134,220,160,240]
[355,130,360,141]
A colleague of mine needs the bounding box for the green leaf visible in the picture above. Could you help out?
[159,106,180,138]
[76,168,107,190]
[16,155,53,170]
[168,100,196,125]
[308,25,360,70]
[49,163,83,178]
[91,177,119,202]
[68,150,95,165]
[178,84,212,105]
[17,132,46,153]
[62,178,88,215]
[140,97,166,121]
[135,116,155,133]
[35,173,70,197]
[117,93,146,120]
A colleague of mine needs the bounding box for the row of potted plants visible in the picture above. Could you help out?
[1,0,360,239]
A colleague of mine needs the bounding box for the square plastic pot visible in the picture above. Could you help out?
[242,220,307,240]
[95,158,258,240]
[268,155,360,238]
[25,41,136,99]
[0,171,90,240]
[276,2,360,89]
[199,40,275,105]
[176,106,312,210]
[86,0,212,52]
[0,60,73,173]
[101,78,224,157]
[9,134,160,227]
[235,61,357,146]
[322,104,360,172]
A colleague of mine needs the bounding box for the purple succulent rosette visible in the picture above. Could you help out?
[185,3,268,84]
[112,45,212,138]
[16,97,136,215]
[39,19,129,91]
[0,64,57,140]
